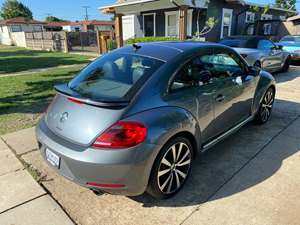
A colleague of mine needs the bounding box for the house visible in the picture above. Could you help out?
[44,20,115,32]
[0,17,46,46]
[99,0,296,47]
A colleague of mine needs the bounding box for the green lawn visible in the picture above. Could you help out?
[0,67,81,135]
[0,45,93,74]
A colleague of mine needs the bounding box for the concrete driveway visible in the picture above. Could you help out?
[1,67,300,225]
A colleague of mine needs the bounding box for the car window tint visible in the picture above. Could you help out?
[258,40,275,50]
[69,53,164,101]
[170,59,199,92]
[200,53,244,79]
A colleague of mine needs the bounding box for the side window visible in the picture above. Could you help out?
[200,52,245,78]
[170,59,199,92]
[258,40,275,50]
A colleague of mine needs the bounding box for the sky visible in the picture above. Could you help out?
[0,0,299,22]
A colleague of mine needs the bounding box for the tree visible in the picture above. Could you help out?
[45,16,65,22]
[0,0,32,20]
[275,0,296,11]
[275,0,296,16]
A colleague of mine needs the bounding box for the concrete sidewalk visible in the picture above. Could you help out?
[0,138,74,225]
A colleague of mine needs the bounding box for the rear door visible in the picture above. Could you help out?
[200,48,258,136]
[166,54,216,143]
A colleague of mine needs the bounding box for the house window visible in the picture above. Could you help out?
[261,14,272,20]
[247,24,255,35]
[221,8,233,39]
[263,23,272,35]
[0,25,3,32]
[165,11,178,37]
[11,25,22,32]
[280,16,286,21]
[33,25,42,32]
[245,12,255,23]
[143,13,156,37]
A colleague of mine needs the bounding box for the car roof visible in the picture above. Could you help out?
[116,41,223,62]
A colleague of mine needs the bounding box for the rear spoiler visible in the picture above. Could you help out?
[54,84,129,108]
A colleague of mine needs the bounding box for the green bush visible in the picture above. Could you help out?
[126,36,179,44]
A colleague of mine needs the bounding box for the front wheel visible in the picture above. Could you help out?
[280,56,291,73]
[147,137,193,199]
[254,87,275,124]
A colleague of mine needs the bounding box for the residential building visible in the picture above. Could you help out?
[100,0,295,47]
[0,17,45,46]
[44,20,115,32]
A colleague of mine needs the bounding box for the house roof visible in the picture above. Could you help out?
[0,17,46,25]
[100,0,297,14]
[227,0,297,13]
[287,14,300,21]
[45,20,114,27]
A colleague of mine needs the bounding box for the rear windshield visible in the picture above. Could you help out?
[68,53,164,102]
[281,36,300,42]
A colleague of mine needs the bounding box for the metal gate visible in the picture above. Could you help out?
[67,32,98,53]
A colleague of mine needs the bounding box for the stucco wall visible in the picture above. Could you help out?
[0,26,12,45]
[10,32,27,47]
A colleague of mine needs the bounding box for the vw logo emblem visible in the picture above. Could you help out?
[60,112,69,123]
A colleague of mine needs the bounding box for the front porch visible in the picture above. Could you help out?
[100,0,208,47]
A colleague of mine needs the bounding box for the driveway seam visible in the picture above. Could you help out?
[0,193,48,215]
[39,183,79,225]
[0,168,23,178]
[0,136,77,225]
[179,114,300,225]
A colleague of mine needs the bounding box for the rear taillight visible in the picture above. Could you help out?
[92,121,147,149]
[67,97,83,104]
[241,54,248,58]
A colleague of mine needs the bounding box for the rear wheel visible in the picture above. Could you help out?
[254,87,275,124]
[147,137,193,199]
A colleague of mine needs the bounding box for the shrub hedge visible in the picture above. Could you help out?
[126,36,179,44]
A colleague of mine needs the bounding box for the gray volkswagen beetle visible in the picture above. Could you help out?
[36,42,276,199]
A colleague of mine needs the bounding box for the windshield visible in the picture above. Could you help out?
[220,39,248,48]
[280,36,300,42]
[68,53,164,102]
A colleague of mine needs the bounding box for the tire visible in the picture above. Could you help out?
[254,87,275,125]
[280,56,291,73]
[147,137,193,199]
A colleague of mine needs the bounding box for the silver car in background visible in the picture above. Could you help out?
[220,36,291,73]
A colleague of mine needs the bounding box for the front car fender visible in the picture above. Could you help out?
[252,70,276,114]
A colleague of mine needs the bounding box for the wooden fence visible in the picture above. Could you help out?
[25,31,68,52]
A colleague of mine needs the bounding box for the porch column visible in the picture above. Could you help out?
[115,13,124,48]
[179,6,188,40]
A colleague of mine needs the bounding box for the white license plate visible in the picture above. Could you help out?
[45,148,60,168]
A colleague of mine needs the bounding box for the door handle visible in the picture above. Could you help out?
[215,94,225,102]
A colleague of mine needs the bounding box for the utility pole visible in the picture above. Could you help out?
[82,6,90,21]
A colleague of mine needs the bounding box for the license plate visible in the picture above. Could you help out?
[45,148,60,168]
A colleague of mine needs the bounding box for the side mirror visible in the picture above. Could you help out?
[275,44,283,50]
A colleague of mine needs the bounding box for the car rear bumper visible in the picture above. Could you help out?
[36,119,161,196]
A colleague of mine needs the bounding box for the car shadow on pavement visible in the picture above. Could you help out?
[273,66,300,84]
[130,99,300,207]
